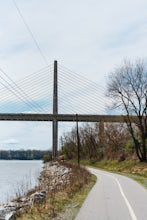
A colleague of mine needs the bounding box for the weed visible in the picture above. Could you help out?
[16,162,94,220]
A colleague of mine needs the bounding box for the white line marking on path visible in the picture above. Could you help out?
[107,174,138,220]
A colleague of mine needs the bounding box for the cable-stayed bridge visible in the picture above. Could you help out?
[0,61,130,157]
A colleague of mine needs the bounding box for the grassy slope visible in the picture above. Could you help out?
[81,159,147,188]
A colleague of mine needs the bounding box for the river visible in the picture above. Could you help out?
[0,160,43,204]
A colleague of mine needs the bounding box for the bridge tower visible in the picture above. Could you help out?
[52,60,58,158]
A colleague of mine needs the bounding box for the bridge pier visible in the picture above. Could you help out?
[52,60,58,158]
[52,119,58,158]
[99,121,105,146]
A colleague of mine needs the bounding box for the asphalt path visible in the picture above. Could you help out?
[75,168,147,220]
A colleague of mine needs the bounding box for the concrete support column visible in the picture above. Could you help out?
[53,119,58,158]
[99,121,105,146]
[52,60,58,158]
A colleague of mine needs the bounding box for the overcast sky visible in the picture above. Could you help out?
[0,0,147,151]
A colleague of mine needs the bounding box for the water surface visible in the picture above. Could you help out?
[0,160,43,204]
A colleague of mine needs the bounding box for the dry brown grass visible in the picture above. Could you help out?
[16,162,93,220]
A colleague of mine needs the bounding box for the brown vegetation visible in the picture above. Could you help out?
[61,122,135,162]
[16,162,92,220]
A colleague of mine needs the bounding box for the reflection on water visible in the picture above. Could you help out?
[0,160,43,204]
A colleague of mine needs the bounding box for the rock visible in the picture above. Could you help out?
[30,191,46,204]
[0,162,72,220]
[0,206,16,220]
[39,162,71,192]
[5,212,16,220]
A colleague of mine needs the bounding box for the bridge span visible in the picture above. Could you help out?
[0,113,135,122]
[0,61,137,158]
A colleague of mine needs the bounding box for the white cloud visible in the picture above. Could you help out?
[2,138,19,145]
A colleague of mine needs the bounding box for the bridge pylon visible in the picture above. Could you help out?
[52,60,58,158]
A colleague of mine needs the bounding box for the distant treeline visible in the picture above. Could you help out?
[0,150,51,160]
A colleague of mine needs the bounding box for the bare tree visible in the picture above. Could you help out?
[104,123,131,159]
[107,59,147,162]
[80,123,99,160]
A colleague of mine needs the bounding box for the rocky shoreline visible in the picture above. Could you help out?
[0,161,71,220]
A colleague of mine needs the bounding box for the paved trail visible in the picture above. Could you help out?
[75,168,147,220]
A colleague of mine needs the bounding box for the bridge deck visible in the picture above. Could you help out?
[0,113,136,122]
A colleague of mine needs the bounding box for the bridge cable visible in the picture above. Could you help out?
[12,0,48,66]
[0,68,48,112]
[0,66,53,113]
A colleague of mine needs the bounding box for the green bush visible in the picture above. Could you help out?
[43,153,52,163]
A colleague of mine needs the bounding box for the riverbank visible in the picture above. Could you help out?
[0,161,95,220]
